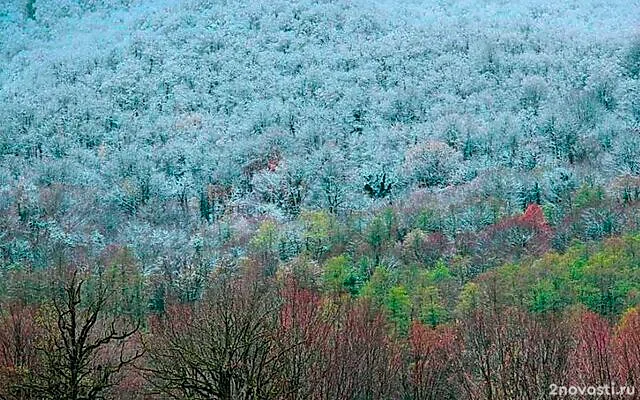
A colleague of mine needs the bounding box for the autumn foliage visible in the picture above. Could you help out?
[405,322,459,400]
[476,204,552,269]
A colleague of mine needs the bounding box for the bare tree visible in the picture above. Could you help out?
[143,272,292,399]
[17,269,143,400]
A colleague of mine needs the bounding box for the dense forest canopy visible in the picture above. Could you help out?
[1,0,639,268]
[1,0,640,398]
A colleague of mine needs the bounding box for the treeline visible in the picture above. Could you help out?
[5,175,640,310]
[0,258,639,399]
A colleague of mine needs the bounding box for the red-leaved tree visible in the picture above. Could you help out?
[569,311,616,387]
[403,321,459,400]
[613,308,640,388]
[475,204,552,268]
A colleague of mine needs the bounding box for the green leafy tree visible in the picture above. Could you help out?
[418,286,448,327]
[385,285,412,335]
[322,255,361,296]
[301,211,335,261]
[250,220,280,275]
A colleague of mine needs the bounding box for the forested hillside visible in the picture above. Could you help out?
[1,0,640,398]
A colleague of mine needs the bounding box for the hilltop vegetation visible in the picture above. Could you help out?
[1,0,640,267]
